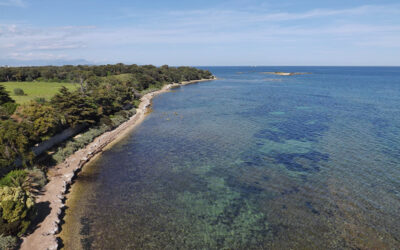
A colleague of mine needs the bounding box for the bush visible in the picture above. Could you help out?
[0,102,18,117]
[50,108,135,164]
[0,186,35,236]
[0,170,28,187]
[0,168,46,195]
[51,125,109,164]
[110,115,127,127]
[133,99,140,108]
[99,116,113,127]
[33,97,46,104]
[13,88,25,96]
[26,168,46,190]
[0,234,17,250]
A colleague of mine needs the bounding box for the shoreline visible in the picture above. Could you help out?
[20,77,216,250]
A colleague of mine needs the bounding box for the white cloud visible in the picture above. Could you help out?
[116,4,400,29]
[9,52,67,60]
[254,5,400,22]
[0,0,26,7]
[1,4,400,65]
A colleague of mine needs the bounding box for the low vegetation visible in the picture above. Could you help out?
[0,234,17,250]
[0,63,213,239]
[1,82,77,104]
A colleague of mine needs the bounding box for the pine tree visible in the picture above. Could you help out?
[0,85,14,105]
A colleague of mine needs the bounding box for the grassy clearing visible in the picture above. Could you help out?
[109,73,133,82]
[0,81,78,104]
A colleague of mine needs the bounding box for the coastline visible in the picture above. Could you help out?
[20,77,216,250]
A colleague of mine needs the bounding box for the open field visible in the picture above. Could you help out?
[0,81,78,104]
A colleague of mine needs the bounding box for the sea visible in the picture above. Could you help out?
[60,67,400,249]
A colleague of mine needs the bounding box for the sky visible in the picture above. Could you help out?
[0,0,400,66]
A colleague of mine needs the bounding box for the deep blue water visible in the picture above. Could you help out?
[62,67,400,249]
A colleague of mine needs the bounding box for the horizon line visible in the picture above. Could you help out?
[1,64,400,68]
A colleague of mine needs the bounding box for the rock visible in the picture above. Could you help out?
[56,208,62,216]
[64,173,73,182]
[49,223,59,235]
[47,241,58,250]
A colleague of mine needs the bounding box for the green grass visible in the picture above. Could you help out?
[0,81,78,104]
[110,73,133,82]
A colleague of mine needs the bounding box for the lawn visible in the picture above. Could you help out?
[0,81,78,104]
[101,73,134,82]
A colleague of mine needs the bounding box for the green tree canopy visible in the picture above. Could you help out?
[0,120,33,169]
[17,102,61,141]
[0,85,14,105]
[51,86,99,127]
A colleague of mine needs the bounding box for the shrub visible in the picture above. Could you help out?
[0,168,46,194]
[0,170,28,187]
[33,97,46,104]
[50,109,135,165]
[110,115,127,128]
[0,102,18,117]
[13,88,25,96]
[51,125,109,164]
[133,99,140,108]
[0,186,35,236]
[25,168,46,193]
[99,116,113,127]
[0,234,17,250]
[0,106,9,120]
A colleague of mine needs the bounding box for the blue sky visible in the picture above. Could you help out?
[0,0,399,66]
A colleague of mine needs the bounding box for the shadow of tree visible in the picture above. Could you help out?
[26,201,51,234]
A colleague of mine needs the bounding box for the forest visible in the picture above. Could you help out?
[0,63,212,247]
[0,63,212,83]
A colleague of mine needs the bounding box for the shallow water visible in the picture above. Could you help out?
[60,67,400,249]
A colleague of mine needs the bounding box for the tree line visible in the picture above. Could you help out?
[0,64,212,83]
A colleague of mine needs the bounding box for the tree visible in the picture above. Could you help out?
[51,87,99,127]
[0,85,14,105]
[0,186,35,236]
[0,120,33,169]
[72,70,94,93]
[17,102,61,141]
[0,103,18,120]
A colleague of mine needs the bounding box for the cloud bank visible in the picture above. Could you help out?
[1,3,399,65]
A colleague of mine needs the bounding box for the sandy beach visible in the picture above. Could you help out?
[20,78,216,250]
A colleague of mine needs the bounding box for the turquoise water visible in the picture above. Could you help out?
[61,67,400,249]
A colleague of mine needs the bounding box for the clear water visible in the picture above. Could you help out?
[61,67,400,249]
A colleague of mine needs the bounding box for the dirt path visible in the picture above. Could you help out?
[20,78,215,250]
